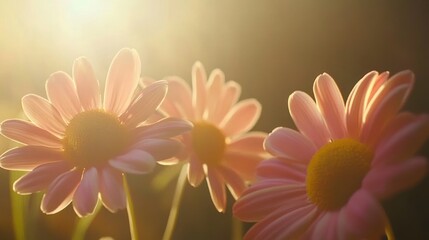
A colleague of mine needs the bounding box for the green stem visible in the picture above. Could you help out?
[10,171,27,240]
[71,202,102,240]
[151,164,182,192]
[124,175,139,240]
[162,165,187,240]
[231,217,243,240]
[385,218,395,240]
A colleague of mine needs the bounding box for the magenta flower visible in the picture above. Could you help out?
[0,48,192,217]
[233,71,429,239]
[143,62,267,212]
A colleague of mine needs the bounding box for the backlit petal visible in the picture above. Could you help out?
[373,114,429,166]
[223,150,263,181]
[206,69,225,121]
[46,71,81,122]
[187,156,205,187]
[0,146,64,171]
[99,166,126,212]
[206,167,226,212]
[41,169,82,214]
[228,132,266,155]
[121,80,167,127]
[244,205,318,240]
[220,99,261,137]
[313,73,347,139]
[233,183,307,221]
[257,158,306,183]
[264,127,316,163]
[288,91,330,147]
[133,138,183,161]
[1,119,61,148]
[211,81,241,124]
[135,118,192,139]
[104,48,141,115]
[345,71,377,139]
[162,76,194,119]
[109,150,156,174]
[218,166,246,199]
[73,167,99,217]
[361,71,414,143]
[13,161,71,194]
[22,94,65,137]
[191,61,207,119]
[73,57,101,110]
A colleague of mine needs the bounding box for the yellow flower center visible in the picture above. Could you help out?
[306,138,373,211]
[63,110,130,168]
[191,121,226,165]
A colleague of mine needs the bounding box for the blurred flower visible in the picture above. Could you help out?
[143,62,267,212]
[0,48,192,217]
[233,71,429,239]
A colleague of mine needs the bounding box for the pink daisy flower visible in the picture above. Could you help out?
[143,62,267,212]
[233,70,429,239]
[0,48,192,217]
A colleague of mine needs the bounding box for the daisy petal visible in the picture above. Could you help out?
[46,71,81,122]
[121,80,168,127]
[312,213,339,240]
[14,161,71,194]
[370,112,416,149]
[313,73,347,139]
[109,150,156,174]
[133,138,183,161]
[363,156,428,200]
[1,119,61,148]
[104,48,141,115]
[223,150,263,181]
[206,69,225,121]
[135,118,192,139]
[264,127,316,163]
[211,81,241,124]
[233,183,307,221]
[41,169,82,214]
[162,76,194,119]
[288,91,330,147]
[220,99,261,137]
[228,132,266,155]
[0,146,64,170]
[99,166,126,212]
[21,94,65,137]
[73,57,101,110]
[257,158,306,183]
[187,156,205,187]
[361,71,414,143]
[364,71,389,109]
[244,205,317,240]
[361,84,413,144]
[339,189,386,239]
[206,167,226,212]
[345,71,378,139]
[373,114,429,166]
[140,76,156,86]
[218,166,246,199]
[191,61,207,119]
[73,167,99,217]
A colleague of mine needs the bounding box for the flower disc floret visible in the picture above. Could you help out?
[191,121,226,165]
[63,110,130,168]
[306,138,373,210]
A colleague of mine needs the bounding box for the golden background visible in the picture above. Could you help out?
[1,1,428,239]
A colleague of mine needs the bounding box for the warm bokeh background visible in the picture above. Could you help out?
[1,1,428,239]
